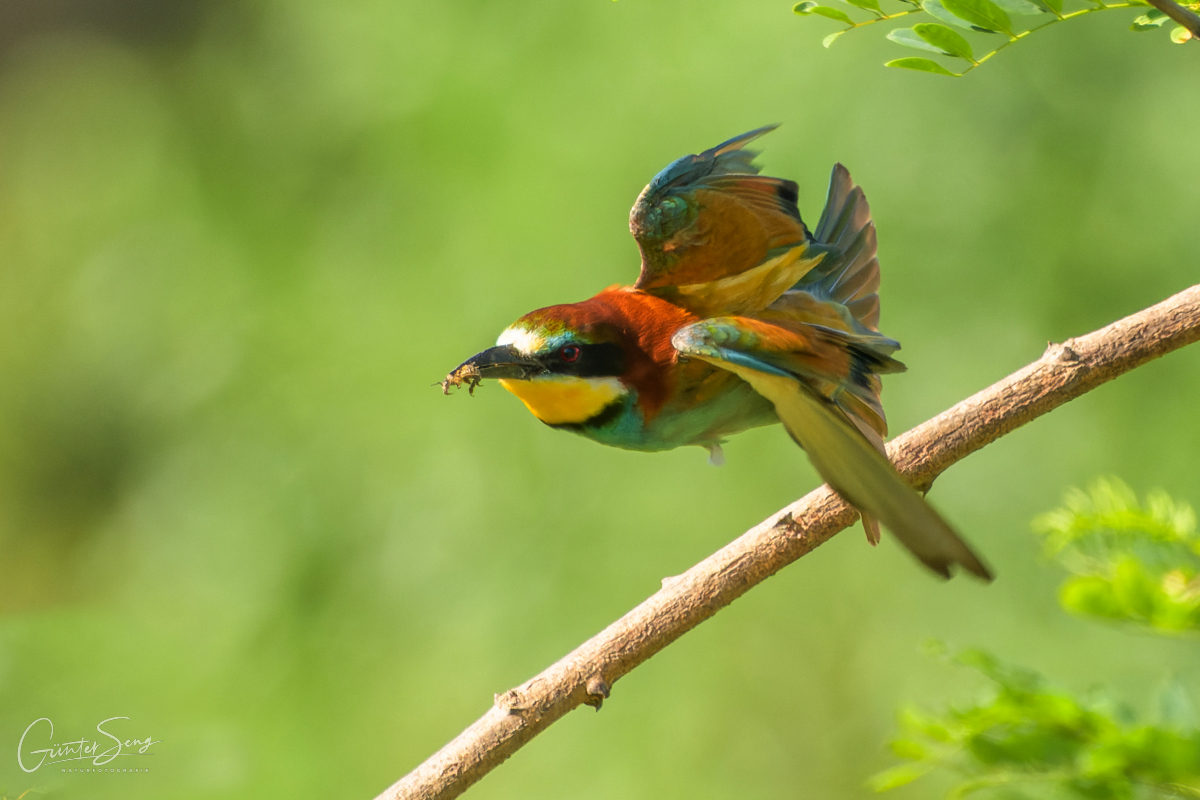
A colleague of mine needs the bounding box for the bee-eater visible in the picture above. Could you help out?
[444,126,991,581]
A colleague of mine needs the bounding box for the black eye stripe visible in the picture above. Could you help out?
[541,342,624,378]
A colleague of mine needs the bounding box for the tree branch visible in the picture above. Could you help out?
[377,284,1200,800]
[1143,0,1200,38]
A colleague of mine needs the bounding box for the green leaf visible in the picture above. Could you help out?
[793,1,819,13]
[888,27,953,54]
[991,0,1047,14]
[885,56,962,75]
[890,738,932,760]
[922,0,1003,31]
[1170,25,1193,43]
[1131,10,1170,28]
[1035,0,1063,14]
[1114,558,1158,619]
[899,706,957,743]
[866,762,936,791]
[823,29,848,46]
[956,648,1043,692]
[809,5,856,23]
[941,0,1014,34]
[1061,576,1125,620]
[843,0,884,12]
[913,22,976,59]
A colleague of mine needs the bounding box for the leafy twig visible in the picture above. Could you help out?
[957,2,1140,75]
[1144,0,1200,36]
[794,0,1197,75]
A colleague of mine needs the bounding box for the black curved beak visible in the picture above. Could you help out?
[457,345,543,380]
[441,344,543,395]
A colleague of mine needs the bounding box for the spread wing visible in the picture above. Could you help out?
[672,316,992,581]
[630,126,821,316]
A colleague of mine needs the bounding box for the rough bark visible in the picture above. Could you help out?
[376,284,1200,800]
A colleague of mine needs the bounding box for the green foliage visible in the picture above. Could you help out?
[792,0,1199,75]
[1035,478,1200,633]
[941,0,1015,34]
[811,4,859,22]
[1132,9,1174,27]
[874,482,1200,798]
[872,646,1200,798]
[886,55,966,73]
[914,22,978,56]
[887,24,977,59]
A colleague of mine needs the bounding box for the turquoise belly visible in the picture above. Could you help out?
[555,378,779,452]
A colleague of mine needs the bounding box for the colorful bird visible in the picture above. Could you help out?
[443,126,991,581]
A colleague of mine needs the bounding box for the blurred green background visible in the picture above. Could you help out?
[0,1,1197,798]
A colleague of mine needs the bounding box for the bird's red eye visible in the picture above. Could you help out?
[560,345,581,363]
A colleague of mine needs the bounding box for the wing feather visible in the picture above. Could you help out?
[630,127,810,296]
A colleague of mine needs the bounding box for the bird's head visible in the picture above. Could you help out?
[445,288,696,425]
[449,304,631,426]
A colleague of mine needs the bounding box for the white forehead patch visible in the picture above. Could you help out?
[497,326,571,356]
[496,326,543,355]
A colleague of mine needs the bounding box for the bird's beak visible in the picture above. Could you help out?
[442,344,543,394]
[457,344,543,380]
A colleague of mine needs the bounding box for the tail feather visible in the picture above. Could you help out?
[845,295,880,332]
[780,164,893,548]
[813,165,870,250]
[715,357,992,581]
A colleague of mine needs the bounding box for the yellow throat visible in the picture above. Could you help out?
[498,376,625,425]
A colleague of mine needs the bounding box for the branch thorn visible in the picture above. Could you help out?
[585,674,610,710]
